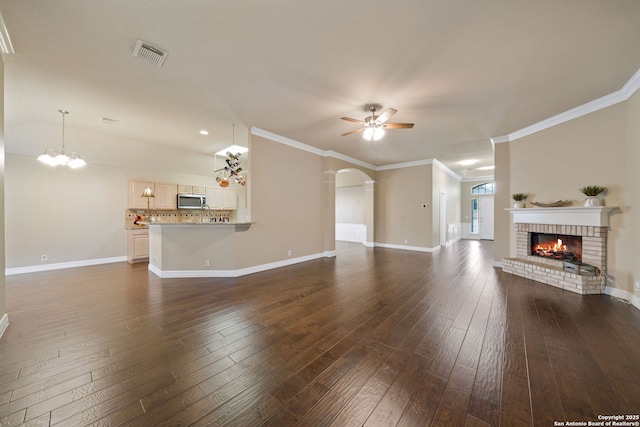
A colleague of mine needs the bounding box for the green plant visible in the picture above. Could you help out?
[512,193,528,201]
[579,186,607,197]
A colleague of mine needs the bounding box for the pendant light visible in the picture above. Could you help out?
[214,123,248,186]
[38,109,87,168]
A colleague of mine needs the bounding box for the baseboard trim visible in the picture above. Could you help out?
[324,250,337,258]
[0,313,9,340]
[493,261,503,268]
[5,256,128,276]
[605,286,640,311]
[447,237,461,246]
[148,252,328,279]
[374,242,441,253]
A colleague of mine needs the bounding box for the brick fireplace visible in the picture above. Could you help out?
[502,207,617,295]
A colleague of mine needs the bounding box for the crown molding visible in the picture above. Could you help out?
[376,158,433,171]
[250,127,326,157]
[250,127,378,170]
[494,67,640,143]
[252,127,452,174]
[433,159,462,181]
[324,150,377,171]
[491,136,510,144]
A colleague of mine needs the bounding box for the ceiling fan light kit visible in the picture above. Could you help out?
[341,104,414,140]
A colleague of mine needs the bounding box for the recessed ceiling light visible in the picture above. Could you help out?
[458,159,478,166]
[199,130,209,135]
[477,165,495,170]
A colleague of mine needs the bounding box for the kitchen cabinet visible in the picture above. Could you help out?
[222,189,237,210]
[129,180,156,210]
[127,229,149,263]
[178,184,205,195]
[156,183,177,210]
[205,187,237,210]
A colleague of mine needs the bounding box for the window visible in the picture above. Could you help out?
[471,198,478,234]
[471,182,494,195]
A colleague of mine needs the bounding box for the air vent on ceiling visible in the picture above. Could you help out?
[132,40,168,66]
[100,117,119,126]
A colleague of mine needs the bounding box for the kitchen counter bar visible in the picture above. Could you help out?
[148,222,252,278]
[148,222,252,228]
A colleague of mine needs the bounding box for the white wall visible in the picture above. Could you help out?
[335,186,364,223]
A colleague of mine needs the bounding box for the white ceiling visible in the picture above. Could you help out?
[2,0,640,177]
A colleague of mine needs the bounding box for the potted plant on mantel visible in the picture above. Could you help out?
[512,193,528,208]
[579,185,607,207]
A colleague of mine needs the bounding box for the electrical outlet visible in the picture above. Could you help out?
[635,280,640,291]
[287,250,292,256]
[404,240,408,244]
[41,254,47,261]
[205,259,211,267]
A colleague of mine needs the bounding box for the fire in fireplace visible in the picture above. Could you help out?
[530,232,582,262]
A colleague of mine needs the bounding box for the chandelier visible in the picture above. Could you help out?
[37,110,87,168]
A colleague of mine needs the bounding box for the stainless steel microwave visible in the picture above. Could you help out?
[177,193,206,209]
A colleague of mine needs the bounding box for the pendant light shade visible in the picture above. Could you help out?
[38,110,86,168]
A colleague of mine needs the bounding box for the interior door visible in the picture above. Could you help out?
[479,197,494,240]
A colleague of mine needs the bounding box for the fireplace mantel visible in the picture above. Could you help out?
[506,206,618,227]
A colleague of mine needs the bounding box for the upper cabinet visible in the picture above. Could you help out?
[129,181,156,210]
[222,189,237,210]
[156,183,177,210]
[130,180,232,210]
[178,184,205,195]
[206,187,237,210]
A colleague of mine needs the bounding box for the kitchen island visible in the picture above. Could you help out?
[147,222,252,278]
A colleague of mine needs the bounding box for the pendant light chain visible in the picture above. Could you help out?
[60,109,68,152]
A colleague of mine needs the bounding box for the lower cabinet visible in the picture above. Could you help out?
[128,229,149,263]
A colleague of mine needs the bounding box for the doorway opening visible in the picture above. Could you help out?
[335,168,374,246]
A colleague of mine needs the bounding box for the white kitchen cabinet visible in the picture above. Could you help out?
[129,180,156,210]
[205,187,237,210]
[127,229,149,263]
[156,183,177,210]
[222,189,237,210]
[178,184,205,195]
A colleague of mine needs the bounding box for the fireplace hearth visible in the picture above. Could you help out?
[502,207,617,295]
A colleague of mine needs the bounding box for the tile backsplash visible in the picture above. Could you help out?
[125,209,233,228]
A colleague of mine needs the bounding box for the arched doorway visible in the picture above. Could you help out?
[335,168,374,247]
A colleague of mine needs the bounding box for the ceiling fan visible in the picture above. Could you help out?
[341,104,414,141]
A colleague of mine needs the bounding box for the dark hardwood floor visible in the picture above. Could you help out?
[1,240,640,426]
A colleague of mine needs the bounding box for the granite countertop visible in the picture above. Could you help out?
[147,222,252,226]
[125,224,149,230]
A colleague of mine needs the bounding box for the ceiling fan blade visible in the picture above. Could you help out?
[341,116,366,124]
[375,108,397,124]
[382,123,414,129]
[341,128,365,136]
